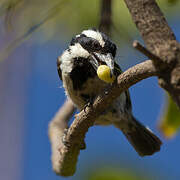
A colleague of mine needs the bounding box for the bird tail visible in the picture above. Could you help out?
[114,116,162,157]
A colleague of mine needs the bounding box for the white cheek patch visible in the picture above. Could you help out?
[76,34,81,38]
[60,50,73,73]
[82,30,105,47]
[70,43,90,58]
[60,43,90,73]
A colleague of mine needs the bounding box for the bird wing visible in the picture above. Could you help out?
[57,56,62,81]
[115,62,132,110]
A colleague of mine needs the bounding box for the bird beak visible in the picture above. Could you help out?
[90,52,114,76]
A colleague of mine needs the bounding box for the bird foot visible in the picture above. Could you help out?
[83,97,94,113]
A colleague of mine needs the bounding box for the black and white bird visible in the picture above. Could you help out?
[57,29,162,156]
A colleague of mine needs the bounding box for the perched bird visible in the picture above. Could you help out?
[57,29,162,156]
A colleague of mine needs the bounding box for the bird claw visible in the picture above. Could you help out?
[62,128,70,148]
[79,140,86,150]
[83,97,94,113]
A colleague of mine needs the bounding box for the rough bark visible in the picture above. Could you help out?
[124,0,180,108]
[48,99,76,174]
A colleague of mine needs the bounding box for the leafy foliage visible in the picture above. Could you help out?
[86,168,147,180]
[1,0,180,41]
[0,0,180,61]
[159,96,180,139]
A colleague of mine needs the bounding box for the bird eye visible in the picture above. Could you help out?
[92,41,101,50]
[110,44,116,57]
[78,37,101,52]
[70,37,76,45]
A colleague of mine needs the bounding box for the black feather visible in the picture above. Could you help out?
[70,57,96,90]
[57,57,62,80]
[121,117,162,156]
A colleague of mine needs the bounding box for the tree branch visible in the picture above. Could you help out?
[56,60,157,176]
[48,99,76,173]
[124,0,180,108]
[133,40,162,62]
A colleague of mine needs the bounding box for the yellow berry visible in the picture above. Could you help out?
[97,65,115,83]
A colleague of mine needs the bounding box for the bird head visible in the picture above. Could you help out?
[60,29,116,79]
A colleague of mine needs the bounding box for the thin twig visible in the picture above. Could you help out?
[57,60,157,176]
[133,41,162,62]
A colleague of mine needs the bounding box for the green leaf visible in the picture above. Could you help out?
[159,96,180,139]
[167,0,179,5]
[87,168,147,180]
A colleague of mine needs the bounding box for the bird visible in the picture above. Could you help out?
[57,28,162,156]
